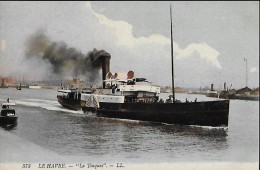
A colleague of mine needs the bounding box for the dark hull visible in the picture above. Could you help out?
[83,100,229,127]
[0,116,17,125]
[57,96,84,111]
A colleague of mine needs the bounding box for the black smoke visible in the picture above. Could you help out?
[25,30,111,82]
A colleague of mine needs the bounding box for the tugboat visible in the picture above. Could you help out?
[0,100,17,125]
[80,7,230,127]
[210,82,236,99]
[205,84,218,98]
[16,83,22,90]
[28,83,41,89]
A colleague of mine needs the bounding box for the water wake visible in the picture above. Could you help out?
[15,99,83,114]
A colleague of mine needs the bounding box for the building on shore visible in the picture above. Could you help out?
[236,86,252,95]
[251,87,259,96]
[232,86,259,101]
[160,86,187,93]
[175,87,187,93]
[0,77,16,87]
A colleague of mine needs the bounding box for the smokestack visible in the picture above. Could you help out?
[91,50,111,88]
[224,82,226,91]
[211,84,214,90]
[101,56,110,88]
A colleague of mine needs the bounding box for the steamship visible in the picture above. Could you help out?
[81,69,229,127]
[59,7,230,127]
[205,84,218,98]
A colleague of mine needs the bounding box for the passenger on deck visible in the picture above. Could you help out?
[112,84,116,93]
[166,96,172,103]
[159,99,164,103]
[175,99,181,103]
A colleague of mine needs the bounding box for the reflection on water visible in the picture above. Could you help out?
[50,113,229,162]
[0,122,17,131]
[1,105,229,162]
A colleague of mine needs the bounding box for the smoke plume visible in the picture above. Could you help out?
[25,30,111,82]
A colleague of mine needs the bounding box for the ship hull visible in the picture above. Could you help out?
[83,100,229,127]
[57,96,84,111]
[0,116,17,125]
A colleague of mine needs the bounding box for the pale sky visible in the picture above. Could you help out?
[0,1,259,89]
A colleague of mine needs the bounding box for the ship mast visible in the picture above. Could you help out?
[170,5,175,102]
[244,58,248,87]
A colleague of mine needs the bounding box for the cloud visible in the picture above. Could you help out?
[174,42,221,69]
[85,2,222,69]
[1,1,224,87]
[95,13,169,47]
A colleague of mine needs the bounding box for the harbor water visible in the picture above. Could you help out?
[0,88,259,164]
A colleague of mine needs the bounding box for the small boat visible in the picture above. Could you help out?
[0,102,17,125]
[17,83,22,90]
[28,84,41,89]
